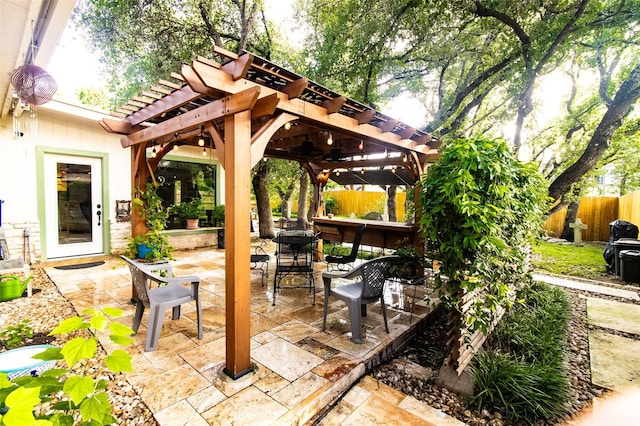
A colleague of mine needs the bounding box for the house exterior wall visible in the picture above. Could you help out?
[1,100,225,263]
[0,100,129,262]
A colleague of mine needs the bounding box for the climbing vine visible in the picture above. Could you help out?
[419,136,549,335]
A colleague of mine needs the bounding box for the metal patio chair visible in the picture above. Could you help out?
[325,223,366,271]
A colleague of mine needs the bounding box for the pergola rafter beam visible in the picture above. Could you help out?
[120,87,261,148]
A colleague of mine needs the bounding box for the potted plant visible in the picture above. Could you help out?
[211,204,225,227]
[171,199,206,229]
[211,204,225,249]
[389,246,423,280]
[125,186,174,261]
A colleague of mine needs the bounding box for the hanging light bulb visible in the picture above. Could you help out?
[403,153,408,162]
[336,170,340,176]
[202,147,207,156]
[151,141,157,158]
[360,169,365,175]
[173,144,179,151]
[284,122,291,130]
[358,140,364,150]
[198,125,205,146]
[392,166,397,174]
[327,133,333,146]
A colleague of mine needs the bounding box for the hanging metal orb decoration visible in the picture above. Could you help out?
[10,64,58,105]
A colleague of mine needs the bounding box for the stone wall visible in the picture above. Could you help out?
[0,222,40,264]
[109,221,132,254]
[167,229,221,250]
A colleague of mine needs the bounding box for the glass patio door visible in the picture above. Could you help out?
[44,154,104,258]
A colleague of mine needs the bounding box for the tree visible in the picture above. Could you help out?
[77,0,290,236]
[76,0,277,107]
[548,65,640,202]
[299,0,640,205]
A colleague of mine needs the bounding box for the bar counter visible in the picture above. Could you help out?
[312,216,416,250]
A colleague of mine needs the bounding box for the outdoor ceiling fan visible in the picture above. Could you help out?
[289,136,325,158]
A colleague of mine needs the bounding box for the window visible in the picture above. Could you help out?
[152,159,217,228]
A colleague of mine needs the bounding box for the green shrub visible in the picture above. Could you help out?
[471,281,571,424]
[471,352,570,424]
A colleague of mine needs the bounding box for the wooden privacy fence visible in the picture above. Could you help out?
[326,190,407,220]
[544,190,640,241]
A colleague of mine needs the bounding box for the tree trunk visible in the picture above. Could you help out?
[387,186,397,222]
[252,161,275,239]
[277,181,295,219]
[297,170,310,229]
[560,201,580,241]
[548,64,640,203]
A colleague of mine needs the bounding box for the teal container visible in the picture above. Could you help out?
[136,244,153,260]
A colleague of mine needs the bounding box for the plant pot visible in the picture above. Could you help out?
[0,275,32,302]
[136,244,153,260]
[186,218,199,230]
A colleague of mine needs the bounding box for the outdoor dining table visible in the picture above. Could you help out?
[271,230,319,305]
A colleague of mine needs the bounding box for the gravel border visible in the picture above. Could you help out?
[0,268,157,425]
[371,280,637,426]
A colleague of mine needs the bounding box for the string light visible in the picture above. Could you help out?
[403,154,408,162]
[202,147,207,156]
[172,133,179,150]
[284,122,291,130]
[327,133,333,146]
[151,141,157,158]
[336,170,340,176]
[391,166,396,174]
[198,125,205,146]
[358,140,364,150]
[360,169,365,175]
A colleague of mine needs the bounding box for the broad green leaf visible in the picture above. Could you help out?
[3,386,40,425]
[104,349,133,373]
[32,347,63,361]
[109,334,135,346]
[89,314,108,332]
[40,368,69,378]
[48,412,74,426]
[51,400,78,411]
[0,373,12,389]
[60,337,97,368]
[79,391,110,423]
[109,321,135,337]
[49,317,87,335]
[102,307,124,318]
[63,376,95,405]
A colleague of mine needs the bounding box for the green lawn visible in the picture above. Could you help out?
[531,239,610,280]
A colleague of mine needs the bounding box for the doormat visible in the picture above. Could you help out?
[54,261,105,270]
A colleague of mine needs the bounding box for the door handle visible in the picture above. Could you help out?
[96,204,102,226]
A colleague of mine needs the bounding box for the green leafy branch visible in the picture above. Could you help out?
[0,307,134,426]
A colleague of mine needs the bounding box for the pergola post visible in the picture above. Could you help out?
[223,110,253,379]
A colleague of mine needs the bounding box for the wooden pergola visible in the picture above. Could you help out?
[100,46,440,379]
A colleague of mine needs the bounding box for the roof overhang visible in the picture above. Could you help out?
[0,0,76,118]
